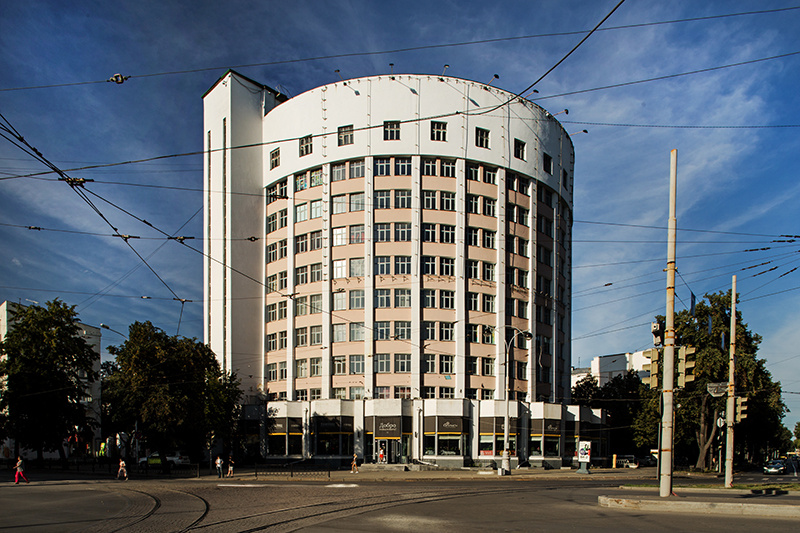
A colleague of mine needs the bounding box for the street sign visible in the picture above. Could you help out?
[707,382,727,397]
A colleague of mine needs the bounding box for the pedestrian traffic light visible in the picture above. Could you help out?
[735,396,748,423]
[642,348,660,389]
[677,346,696,388]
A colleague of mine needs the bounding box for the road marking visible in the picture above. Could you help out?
[326,484,359,488]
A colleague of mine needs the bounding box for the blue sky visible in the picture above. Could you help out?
[2,1,799,433]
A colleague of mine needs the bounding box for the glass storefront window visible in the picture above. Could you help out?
[318,434,339,455]
[423,435,436,456]
[479,435,494,456]
[529,438,543,456]
[544,437,560,457]
[268,434,286,455]
[438,435,461,455]
[288,435,302,455]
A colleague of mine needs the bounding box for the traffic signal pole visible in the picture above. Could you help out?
[725,275,737,487]
[660,149,678,498]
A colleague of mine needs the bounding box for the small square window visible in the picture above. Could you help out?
[514,138,526,160]
[475,127,490,149]
[270,148,280,169]
[395,157,411,176]
[299,135,312,157]
[431,121,447,141]
[338,125,354,146]
[384,121,400,140]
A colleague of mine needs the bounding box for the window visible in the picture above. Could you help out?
[483,230,496,249]
[310,325,322,345]
[375,255,391,275]
[507,173,517,191]
[422,256,436,275]
[482,325,495,345]
[350,355,364,374]
[467,195,479,214]
[539,187,553,207]
[483,357,495,376]
[424,353,436,373]
[266,363,277,380]
[518,177,530,195]
[423,387,436,399]
[423,190,437,210]
[538,216,553,237]
[295,203,308,222]
[395,353,411,373]
[334,356,347,375]
[440,322,455,341]
[375,290,391,309]
[350,192,365,211]
[375,386,391,399]
[332,226,347,246]
[295,266,308,285]
[266,335,277,353]
[384,120,400,140]
[422,223,437,242]
[441,159,455,177]
[393,386,411,399]
[375,223,391,242]
[278,300,287,319]
[350,159,365,178]
[374,157,391,176]
[395,222,411,241]
[466,357,478,375]
[518,270,529,288]
[395,157,411,176]
[294,234,308,254]
[375,321,390,340]
[332,259,347,279]
[466,260,479,279]
[332,290,347,311]
[467,164,479,181]
[350,289,365,309]
[483,198,496,217]
[422,158,437,176]
[395,256,411,275]
[394,321,411,340]
[467,292,479,311]
[440,257,455,276]
[466,324,479,343]
[350,387,364,400]
[295,327,308,347]
[375,354,391,373]
[422,289,436,308]
[295,359,308,379]
[395,288,412,307]
[332,194,347,215]
[440,290,455,309]
[278,271,287,289]
[537,275,552,296]
[484,167,496,185]
[506,297,516,317]
[279,361,287,380]
[440,191,455,211]
[538,245,552,267]
[349,257,364,277]
[514,138,526,160]
[483,262,495,282]
[440,354,454,374]
[310,199,322,219]
[332,323,347,343]
[423,321,436,340]
[350,322,365,341]
[440,224,455,244]
[310,263,323,283]
[542,152,553,174]
[518,299,528,319]
[266,213,278,234]
[270,148,280,169]
[332,163,347,181]
[431,121,447,141]
[518,207,530,226]
[481,389,494,400]
[310,357,322,377]
[475,127,490,148]
[482,294,495,313]
[350,224,365,244]
[518,239,529,257]
[395,189,411,208]
[299,135,312,157]
[338,125,354,146]
[507,236,516,255]
[375,190,391,209]
[310,168,323,187]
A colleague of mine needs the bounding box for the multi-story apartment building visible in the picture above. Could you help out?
[203,70,603,467]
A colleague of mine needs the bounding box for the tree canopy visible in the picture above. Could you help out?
[0,300,99,459]
[103,321,242,464]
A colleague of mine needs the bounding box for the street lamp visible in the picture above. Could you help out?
[100,323,128,340]
[499,326,533,476]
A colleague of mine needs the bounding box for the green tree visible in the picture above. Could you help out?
[0,300,99,461]
[103,322,242,469]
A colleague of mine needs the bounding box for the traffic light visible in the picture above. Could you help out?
[642,348,660,389]
[651,322,664,346]
[735,397,748,423]
[677,346,696,388]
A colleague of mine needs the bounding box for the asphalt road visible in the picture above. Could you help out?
[1,471,798,532]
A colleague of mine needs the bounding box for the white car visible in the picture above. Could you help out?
[139,451,190,467]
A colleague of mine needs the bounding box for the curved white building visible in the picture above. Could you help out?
[203,70,602,467]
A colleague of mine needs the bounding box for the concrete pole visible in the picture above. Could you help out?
[725,276,737,487]
[660,149,678,498]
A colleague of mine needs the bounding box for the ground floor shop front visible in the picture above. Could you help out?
[251,399,606,468]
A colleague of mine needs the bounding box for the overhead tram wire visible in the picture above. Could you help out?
[3,5,798,93]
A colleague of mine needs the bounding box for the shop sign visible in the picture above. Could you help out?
[375,416,402,438]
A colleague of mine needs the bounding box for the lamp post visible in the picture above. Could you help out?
[499,326,534,476]
[100,323,128,340]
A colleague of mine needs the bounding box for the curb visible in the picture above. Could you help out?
[598,495,800,518]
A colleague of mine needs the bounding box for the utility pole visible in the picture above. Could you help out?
[660,149,678,498]
[725,275,737,487]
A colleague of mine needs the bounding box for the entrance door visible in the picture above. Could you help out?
[377,440,388,463]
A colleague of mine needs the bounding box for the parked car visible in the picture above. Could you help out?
[763,460,786,475]
[139,451,190,467]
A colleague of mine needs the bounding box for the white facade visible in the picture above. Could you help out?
[203,71,600,466]
[572,351,652,388]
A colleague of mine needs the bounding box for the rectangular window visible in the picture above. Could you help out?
[310,325,322,345]
[484,167,496,185]
[295,359,308,379]
[475,127,490,148]
[334,356,347,375]
[384,120,400,140]
[422,158,437,176]
[332,323,347,343]
[266,363,277,380]
[374,157,391,176]
[277,300,287,319]
[349,158,364,178]
[395,157,412,176]
[538,216,553,237]
[482,294,495,313]
[350,386,365,400]
[423,190,437,210]
[422,256,436,275]
[507,236,516,255]
[543,152,553,174]
[466,324,479,343]
[394,386,411,399]
[483,230,496,249]
[440,257,455,276]
[422,289,436,308]
[350,354,364,374]
[483,357,495,376]
[295,234,308,254]
[332,226,347,246]
[467,292,479,311]
[270,148,280,169]
[375,255,391,275]
[295,266,308,285]
[295,327,308,347]
[331,163,347,182]
[374,386,391,399]
[466,227,479,247]
[332,291,347,311]
[483,262,495,282]
[431,121,447,141]
[349,257,364,277]
[518,207,530,226]
[440,322,455,341]
[395,189,411,209]
[466,259,479,279]
[394,321,411,340]
[375,223,391,242]
[395,222,412,241]
[423,386,436,399]
[350,322,365,341]
[467,194,479,214]
[518,270,529,288]
[424,353,436,373]
[441,159,455,177]
[375,190,391,209]
[310,199,322,219]
[374,354,391,373]
[375,321,390,340]
[483,197,496,217]
[278,271,287,289]
[350,289,365,309]
[440,224,455,244]
[350,192,365,211]
[350,224,365,244]
[422,223,437,243]
[338,125,354,146]
[394,354,412,373]
[310,168,323,187]
[440,354,454,374]
[310,357,322,377]
[332,194,347,214]
[310,262,323,282]
[423,321,436,340]
[440,290,455,309]
[394,256,411,275]
[332,259,347,279]
[375,290,391,308]
[518,177,530,195]
[295,203,308,222]
[514,138,526,160]
[467,357,478,375]
[299,135,312,157]
[481,326,495,346]
[295,172,308,192]
[266,335,277,353]
[391,288,410,308]
[518,239,529,257]
[467,164,479,181]
[440,191,455,211]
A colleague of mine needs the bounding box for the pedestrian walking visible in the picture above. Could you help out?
[378,446,385,464]
[351,453,359,474]
[226,456,234,478]
[14,456,29,484]
[117,458,128,480]
[215,455,223,478]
